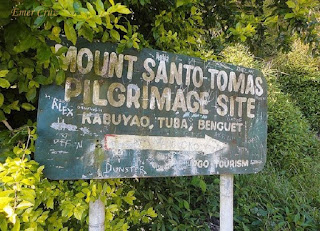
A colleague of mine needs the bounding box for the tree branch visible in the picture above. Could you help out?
[2,120,13,131]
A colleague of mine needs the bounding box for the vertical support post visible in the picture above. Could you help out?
[220,174,234,231]
[89,199,105,231]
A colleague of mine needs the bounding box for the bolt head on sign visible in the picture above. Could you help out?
[35,39,267,180]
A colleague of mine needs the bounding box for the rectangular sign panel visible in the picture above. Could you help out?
[35,39,267,179]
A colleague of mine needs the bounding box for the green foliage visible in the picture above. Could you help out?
[130,176,220,230]
[220,44,257,68]
[151,2,205,55]
[0,0,141,126]
[1,0,320,230]
[235,169,320,230]
[127,0,319,57]
[125,43,320,230]
[129,43,320,231]
[274,42,320,133]
[269,0,320,55]
[221,44,320,230]
[0,1,156,230]
[125,0,216,59]
[0,124,156,230]
[202,0,320,57]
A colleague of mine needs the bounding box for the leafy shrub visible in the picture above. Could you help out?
[235,73,320,229]
[130,176,220,231]
[0,124,156,230]
[274,42,320,133]
[129,44,320,230]
[1,0,320,230]
[220,44,257,68]
[221,44,320,230]
[235,170,320,230]
[0,1,157,230]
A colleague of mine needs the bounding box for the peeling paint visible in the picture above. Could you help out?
[50,118,77,131]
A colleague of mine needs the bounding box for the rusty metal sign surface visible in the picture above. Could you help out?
[35,40,267,179]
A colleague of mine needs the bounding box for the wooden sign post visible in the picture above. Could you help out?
[35,39,267,229]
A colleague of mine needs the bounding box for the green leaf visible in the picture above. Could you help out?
[75,192,85,198]
[286,1,296,8]
[0,110,6,120]
[126,39,133,48]
[199,179,207,192]
[132,41,139,49]
[18,81,28,93]
[0,70,9,77]
[116,5,131,14]
[106,204,118,213]
[242,223,250,231]
[34,6,45,12]
[102,31,109,42]
[16,201,33,210]
[183,200,190,210]
[34,15,46,28]
[21,103,35,111]
[11,218,20,231]
[56,70,65,85]
[147,207,157,218]
[79,26,94,42]
[0,197,14,210]
[74,207,84,220]
[0,218,7,231]
[0,93,4,107]
[13,35,37,53]
[142,216,149,223]
[28,80,39,88]
[46,197,54,209]
[2,107,10,114]
[0,78,10,88]
[95,0,104,15]
[110,29,120,41]
[106,210,113,221]
[0,191,15,197]
[176,0,192,8]
[37,45,51,61]
[123,191,136,205]
[55,46,68,56]
[34,75,48,85]
[52,26,61,36]
[58,0,68,8]
[284,13,295,19]
[37,211,49,224]
[115,24,127,33]
[240,34,246,42]
[109,0,115,6]
[105,15,113,29]
[8,100,19,111]
[116,44,125,53]
[64,20,77,45]
[26,88,37,102]
[87,2,96,15]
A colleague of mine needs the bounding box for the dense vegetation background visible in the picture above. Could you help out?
[0,0,319,230]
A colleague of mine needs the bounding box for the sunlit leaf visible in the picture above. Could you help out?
[64,20,77,45]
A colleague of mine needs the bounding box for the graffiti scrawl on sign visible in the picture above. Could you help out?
[35,39,267,179]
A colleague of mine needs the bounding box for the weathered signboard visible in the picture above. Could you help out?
[35,39,267,179]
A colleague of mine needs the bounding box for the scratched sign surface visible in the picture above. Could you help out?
[35,39,267,179]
